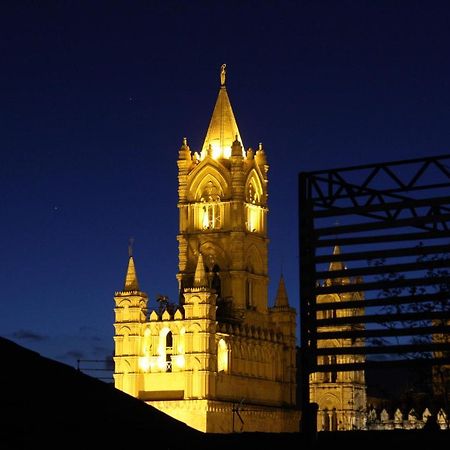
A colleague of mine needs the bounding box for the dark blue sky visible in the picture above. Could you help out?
[2,0,450,374]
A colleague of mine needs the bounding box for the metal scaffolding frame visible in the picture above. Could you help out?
[298,154,450,433]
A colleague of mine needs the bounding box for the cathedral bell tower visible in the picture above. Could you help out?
[113,247,148,397]
[176,64,269,321]
[309,246,367,431]
[113,66,299,433]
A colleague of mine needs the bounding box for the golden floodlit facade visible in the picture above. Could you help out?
[309,246,367,431]
[113,66,300,433]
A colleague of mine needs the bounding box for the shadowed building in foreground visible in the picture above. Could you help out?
[2,336,448,449]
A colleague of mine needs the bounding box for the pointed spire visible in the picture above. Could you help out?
[275,275,290,308]
[124,255,140,291]
[325,245,351,286]
[193,253,208,288]
[329,245,346,272]
[202,64,244,159]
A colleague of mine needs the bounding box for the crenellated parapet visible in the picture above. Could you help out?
[148,307,185,321]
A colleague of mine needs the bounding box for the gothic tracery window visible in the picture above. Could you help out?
[245,178,263,232]
[165,330,173,372]
[246,179,261,204]
[200,181,221,230]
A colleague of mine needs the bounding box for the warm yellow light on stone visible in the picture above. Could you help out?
[201,206,209,229]
[177,328,185,354]
[114,67,300,433]
[139,356,151,372]
[222,146,231,159]
[246,204,261,232]
[173,354,185,368]
[217,339,228,372]
[211,142,222,159]
[157,355,166,371]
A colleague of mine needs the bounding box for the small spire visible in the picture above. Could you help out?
[325,245,350,286]
[231,135,243,157]
[124,255,140,291]
[193,253,208,288]
[255,142,267,165]
[329,245,346,272]
[275,275,289,307]
[179,137,191,161]
[220,63,226,86]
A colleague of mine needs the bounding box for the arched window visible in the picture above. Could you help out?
[200,181,221,230]
[166,331,173,349]
[165,331,173,372]
[217,339,229,372]
[246,180,261,204]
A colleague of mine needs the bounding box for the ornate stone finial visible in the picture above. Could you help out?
[220,63,226,86]
[128,237,134,257]
[193,252,208,288]
[124,239,139,291]
[274,274,290,308]
[183,137,188,146]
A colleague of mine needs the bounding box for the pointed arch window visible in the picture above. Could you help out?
[245,176,264,233]
[247,181,260,204]
[157,329,173,373]
[165,331,173,372]
[166,331,173,349]
[200,181,221,230]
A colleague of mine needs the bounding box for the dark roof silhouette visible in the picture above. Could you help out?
[1,337,448,450]
[0,337,201,449]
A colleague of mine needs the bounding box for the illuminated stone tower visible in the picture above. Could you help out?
[309,246,367,431]
[113,65,299,433]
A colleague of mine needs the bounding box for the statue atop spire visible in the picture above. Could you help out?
[220,63,226,86]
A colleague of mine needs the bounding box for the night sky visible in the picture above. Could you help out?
[2,1,450,376]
